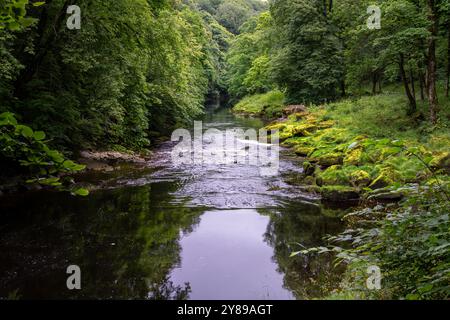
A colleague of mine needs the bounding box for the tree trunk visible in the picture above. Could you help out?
[372,73,377,95]
[427,0,439,125]
[378,78,382,93]
[340,79,346,97]
[419,69,425,101]
[410,68,416,99]
[446,26,450,97]
[399,53,417,114]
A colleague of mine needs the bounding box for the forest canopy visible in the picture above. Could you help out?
[226,0,449,121]
[0,0,266,153]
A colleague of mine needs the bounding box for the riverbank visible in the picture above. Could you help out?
[0,147,151,195]
[233,90,450,299]
[234,92,450,201]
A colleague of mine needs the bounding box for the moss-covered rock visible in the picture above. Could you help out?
[317,165,347,186]
[292,112,310,120]
[430,152,450,172]
[266,122,287,131]
[294,146,314,156]
[302,176,316,185]
[281,136,310,147]
[314,128,351,144]
[315,153,344,167]
[302,161,316,176]
[383,156,426,182]
[344,148,364,166]
[369,168,399,190]
[349,170,371,187]
[279,123,318,141]
[317,120,336,129]
[320,185,360,201]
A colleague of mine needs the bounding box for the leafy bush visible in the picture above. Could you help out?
[336,187,449,299]
[0,112,88,195]
[292,184,450,300]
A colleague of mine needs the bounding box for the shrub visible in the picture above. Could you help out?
[0,112,88,195]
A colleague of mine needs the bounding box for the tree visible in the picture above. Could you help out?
[226,11,275,99]
[1,0,224,151]
[427,0,440,125]
[270,0,344,104]
[212,0,267,34]
[0,0,41,31]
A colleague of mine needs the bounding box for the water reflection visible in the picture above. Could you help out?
[0,184,343,300]
[0,184,202,299]
[260,202,344,299]
[170,210,294,300]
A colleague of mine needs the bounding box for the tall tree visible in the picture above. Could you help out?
[270,0,344,104]
[427,0,439,124]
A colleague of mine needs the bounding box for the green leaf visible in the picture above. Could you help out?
[72,188,89,196]
[33,131,46,141]
[7,21,21,31]
[20,125,34,138]
[39,177,62,186]
[19,17,36,28]
[406,294,420,300]
[0,112,18,125]
[62,160,86,171]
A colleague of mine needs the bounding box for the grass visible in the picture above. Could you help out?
[232,90,285,118]
[316,84,450,152]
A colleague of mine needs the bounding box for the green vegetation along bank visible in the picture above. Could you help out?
[232,88,450,299]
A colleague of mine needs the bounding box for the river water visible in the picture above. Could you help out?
[0,106,344,300]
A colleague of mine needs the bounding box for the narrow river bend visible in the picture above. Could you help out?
[0,106,344,300]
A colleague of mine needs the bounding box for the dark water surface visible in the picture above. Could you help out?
[0,107,344,300]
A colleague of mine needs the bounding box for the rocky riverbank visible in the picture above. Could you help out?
[263,106,449,203]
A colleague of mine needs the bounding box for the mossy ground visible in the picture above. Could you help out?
[264,91,450,201]
[232,90,285,118]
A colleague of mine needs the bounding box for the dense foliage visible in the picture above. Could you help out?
[227,0,450,122]
[0,0,258,154]
[0,0,266,191]
[0,112,87,194]
[195,0,267,34]
[313,187,450,300]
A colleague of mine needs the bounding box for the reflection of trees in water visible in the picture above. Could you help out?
[259,202,345,300]
[0,183,203,299]
[147,278,191,300]
[73,185,202,299]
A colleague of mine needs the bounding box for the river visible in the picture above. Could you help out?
[0,105,345,300]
